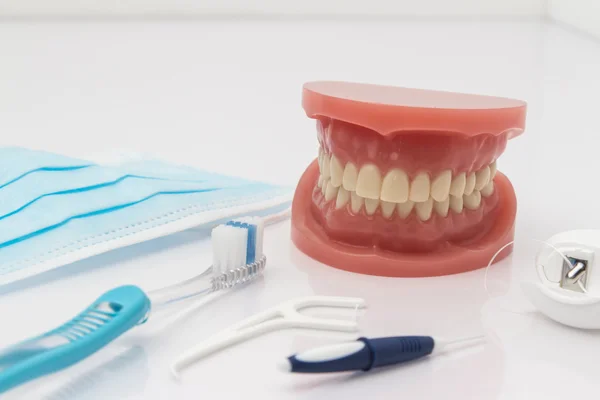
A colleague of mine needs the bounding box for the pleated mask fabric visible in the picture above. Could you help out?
[0,147,292,286]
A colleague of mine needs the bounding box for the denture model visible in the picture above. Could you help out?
[291,81,527,277]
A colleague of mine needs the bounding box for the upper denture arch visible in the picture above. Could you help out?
[314,115,504,219]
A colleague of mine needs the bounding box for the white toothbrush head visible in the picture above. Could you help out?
[210,218,266,290]
[211,224,248,275]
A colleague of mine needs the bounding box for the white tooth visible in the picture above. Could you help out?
[356,164,382,200]
[490,160,497,179]
[464,172,476,195]
[464,191,481,210]
[364,198,379,215]
[321,153,331,179]
[380,169,409,203]
[330,155,344,187]
[415,198,433,221]
[475,166,490,191]
[335,186,350,209]
[318,149,323,173]
[397,200,414,219]
[449,195,463,213]
[409,172,430,202]
[350,191,364,213]
[449,172,466,197]
[380,201,395,219]
[324,181,338,201]
[321,179,329,195]
[431,170,451,202]
[481,181,494,197]
[434,197,450,217]
[317,175,324,188]
[342,163,358,191]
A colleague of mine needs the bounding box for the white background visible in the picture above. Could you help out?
[1,1,599,39]
[1,3,600,400]
[0,0,548,17]
[548,0,600,38]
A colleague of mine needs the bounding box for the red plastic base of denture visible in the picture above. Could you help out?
[291,160,517,277]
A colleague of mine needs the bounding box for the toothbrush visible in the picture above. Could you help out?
[0,217,267,394]
[280,335,485,374]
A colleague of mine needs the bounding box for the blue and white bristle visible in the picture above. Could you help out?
[211,217,265,275]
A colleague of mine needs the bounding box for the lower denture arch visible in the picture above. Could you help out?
[312,117,506,253]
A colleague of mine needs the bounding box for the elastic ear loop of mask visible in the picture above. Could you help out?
[482,239,586,315]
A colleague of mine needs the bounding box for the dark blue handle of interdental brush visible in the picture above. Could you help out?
[287,336,435,373]
[364,335,434,369]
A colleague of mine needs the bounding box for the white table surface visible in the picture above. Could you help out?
[0,18,599,400]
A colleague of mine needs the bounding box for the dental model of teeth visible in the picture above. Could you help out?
[317,148,496,221]
[291,80,526,277]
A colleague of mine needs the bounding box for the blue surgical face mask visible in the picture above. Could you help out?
[0,147,293,286]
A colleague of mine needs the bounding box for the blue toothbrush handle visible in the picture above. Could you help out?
[285,336,435,373]
[0,285,151,394]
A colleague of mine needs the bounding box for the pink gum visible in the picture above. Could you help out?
[317,118,508,178]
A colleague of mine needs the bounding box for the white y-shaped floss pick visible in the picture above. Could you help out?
[169,296,367,379]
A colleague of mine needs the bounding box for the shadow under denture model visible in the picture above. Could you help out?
[290,242,514,332]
